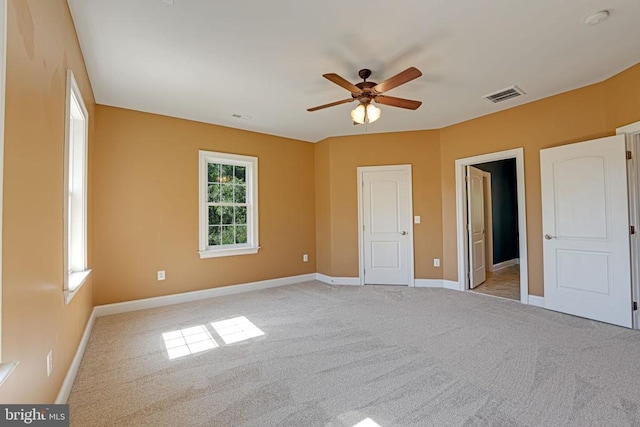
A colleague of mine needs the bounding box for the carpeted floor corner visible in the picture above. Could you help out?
[68,281,640,426]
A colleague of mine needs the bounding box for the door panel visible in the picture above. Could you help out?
[554,157,608,239]
[362,167,412,285]
[540,134,632,327]
[467,166,486,288]
[370,181,400,233]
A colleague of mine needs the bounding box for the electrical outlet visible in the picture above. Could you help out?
[157,270,166,281]
[434,258,440,267]
[303,254,309,262]
[47,350,53,378]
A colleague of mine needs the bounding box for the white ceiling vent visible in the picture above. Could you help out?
[482,85,525,104]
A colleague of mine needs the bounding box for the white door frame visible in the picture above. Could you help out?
[0,0,7,364]
[617,121,640,329]
[357,165,415,287]
[482,171,494,272]
[455,148,529,303]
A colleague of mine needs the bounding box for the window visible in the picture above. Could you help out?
[199,150,259,258]
[63,70,90,303]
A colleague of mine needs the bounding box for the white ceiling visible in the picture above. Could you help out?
[67,0,640,143]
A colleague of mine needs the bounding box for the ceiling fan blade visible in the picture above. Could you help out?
[372,67,422,94]
[307,98,355,112]
[323,73,363,94]
[375,95,422,110]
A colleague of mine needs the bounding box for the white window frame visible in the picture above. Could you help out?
[198,150,259,258]
[0,0,18,386]
[63,70,91,303]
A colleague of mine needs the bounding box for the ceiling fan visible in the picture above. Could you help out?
[307,67,423,124]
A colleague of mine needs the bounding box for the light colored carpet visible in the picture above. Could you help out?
[68,281,640,426]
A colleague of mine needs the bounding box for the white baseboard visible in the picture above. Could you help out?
[414,279,445,288]
[56,307,96,404]
[94,273,316,317]
[315,273,361,286]
[443,280,462,291]
[493,258,519,271]
[528,295,545,307]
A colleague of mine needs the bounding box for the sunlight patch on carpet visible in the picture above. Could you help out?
[162,325,218,359]
[353,418,381,427]
[210,316,264,344]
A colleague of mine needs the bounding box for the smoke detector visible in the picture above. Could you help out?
[584,10,610,26]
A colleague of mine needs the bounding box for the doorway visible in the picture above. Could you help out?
[455,148,529,303]
[357,165,415,286]
[469,159,520,300]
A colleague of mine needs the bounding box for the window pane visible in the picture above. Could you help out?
[236,226,247,244]
[208,206,222,225]
[208,163,220,183]
[235,206,247,225]
[208,184,220,202]
[221,206,234,225]
[234,166,246,183]
[209,226,221,246]
[221,164,234,183]
[221,226,235,245]
[221,184,234,203]
[234,185,246,203]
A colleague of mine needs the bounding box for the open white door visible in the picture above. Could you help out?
[540,134,632,328]
[360,165,413,286]
[467,166,486,288]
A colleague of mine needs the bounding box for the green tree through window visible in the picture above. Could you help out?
[207,163,248,246]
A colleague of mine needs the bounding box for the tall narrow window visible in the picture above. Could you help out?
[64,70,90,302]
[199,150,259,258]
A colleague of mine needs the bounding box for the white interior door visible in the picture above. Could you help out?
[361,166,413,285]
[467,166,486,288]
[540,134,632,328]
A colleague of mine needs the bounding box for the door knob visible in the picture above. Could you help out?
[544,234,555,240]
[400,231,407,235]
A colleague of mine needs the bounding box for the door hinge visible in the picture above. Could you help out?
[631,225,636,235]
[634,301,638,311]
[627,150,632,160]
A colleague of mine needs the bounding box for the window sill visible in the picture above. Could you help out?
[0,361,18,386]
[64,269,92,304]
[199,246,260,259]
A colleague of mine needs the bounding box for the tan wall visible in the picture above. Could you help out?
[440,62,640,296]
[92,106,316,305]
[313,62,640,294]
[0,0,95,403]
[604,62,640,131]
[315,131,443,279]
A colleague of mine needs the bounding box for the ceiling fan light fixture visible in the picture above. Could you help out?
[351,102,381,124]
[351,103,366,124]
[366,104,381,123]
